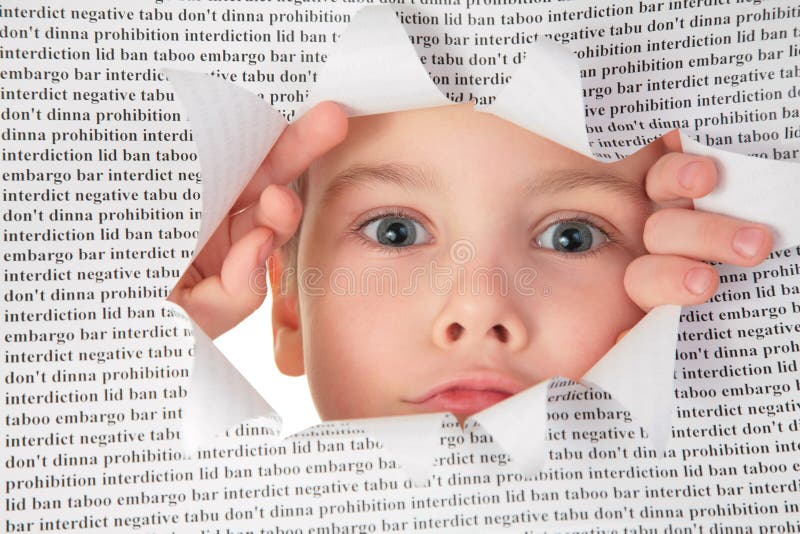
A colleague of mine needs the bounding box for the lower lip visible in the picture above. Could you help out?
[417,389,511,416]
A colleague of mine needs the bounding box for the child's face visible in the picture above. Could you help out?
[274,103,668,422]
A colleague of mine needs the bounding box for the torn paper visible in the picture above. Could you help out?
[167,5,800,480]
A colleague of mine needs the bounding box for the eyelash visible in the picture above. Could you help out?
[350,208,430,256]
[350,210,620,259]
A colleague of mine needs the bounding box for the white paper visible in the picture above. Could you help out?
[298,6,451,118]
[581,304,682,454]
[481,38,594,159]
[180,314,280,454]
[353,413,446,486]
[4,1,800,530]
[469,379,551,475]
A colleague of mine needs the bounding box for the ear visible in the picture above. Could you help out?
[268,251,305,377]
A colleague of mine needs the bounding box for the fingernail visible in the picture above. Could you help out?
[684,267,713,295]
[257,235,274,265]
[732,227,764,258]
[678,161,703,190]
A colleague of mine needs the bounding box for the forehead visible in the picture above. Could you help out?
[305,103,664,205]
[311,103,590,176]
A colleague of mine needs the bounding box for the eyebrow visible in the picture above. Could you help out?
[318,163,442,210]
[319,163,647,210]
[523,169,648,205]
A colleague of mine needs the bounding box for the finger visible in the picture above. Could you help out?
[219,226,273,304]
[645,153,718,204]
[615,328,631,344]
[232,101,348,212]
[643,208,773,267]
[229,184,302,248]
[660,129,683,153]
[624,255,719,312]
[175,227,273,339]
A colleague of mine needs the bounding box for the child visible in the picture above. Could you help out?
[168,101,773,422]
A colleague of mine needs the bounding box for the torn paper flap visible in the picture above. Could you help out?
[164,68,288,257]
[481,39,594,159]
[180,315,279,455]
[298,6,451,118]
[356,413,446,486]
[581,305,681,455]
[469,379,551,476]
[680,131,800,251]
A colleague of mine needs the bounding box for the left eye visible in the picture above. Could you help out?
[362,216,430,248]
[535,220,608,253]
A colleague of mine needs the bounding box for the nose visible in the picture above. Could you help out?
[431,293,529,353]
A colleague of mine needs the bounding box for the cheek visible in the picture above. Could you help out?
[301,282,428,420]
[531,253,644,379]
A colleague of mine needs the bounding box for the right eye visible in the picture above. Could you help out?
[362,216,431,248]
[534,218,611,256]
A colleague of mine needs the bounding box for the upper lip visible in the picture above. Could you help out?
[407,370,527,404]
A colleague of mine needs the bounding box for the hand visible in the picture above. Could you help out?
[622,149,773,326]
[167,101,348,339]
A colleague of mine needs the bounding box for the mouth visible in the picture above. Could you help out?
[407,373,525,417]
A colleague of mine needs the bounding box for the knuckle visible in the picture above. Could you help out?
[699,214,726,253]
[644,158,668,197]
[262,185,297,223]
[649,152,680,181]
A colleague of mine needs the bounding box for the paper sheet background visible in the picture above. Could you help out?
[166,6,800,479]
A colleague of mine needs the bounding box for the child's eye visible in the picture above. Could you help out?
[535,218,610,254]
[361,215,431,248]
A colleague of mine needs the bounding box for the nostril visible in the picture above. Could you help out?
[447,323,464,341]
[492,324,508,343]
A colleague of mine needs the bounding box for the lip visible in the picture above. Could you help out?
[407,372,526,416]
